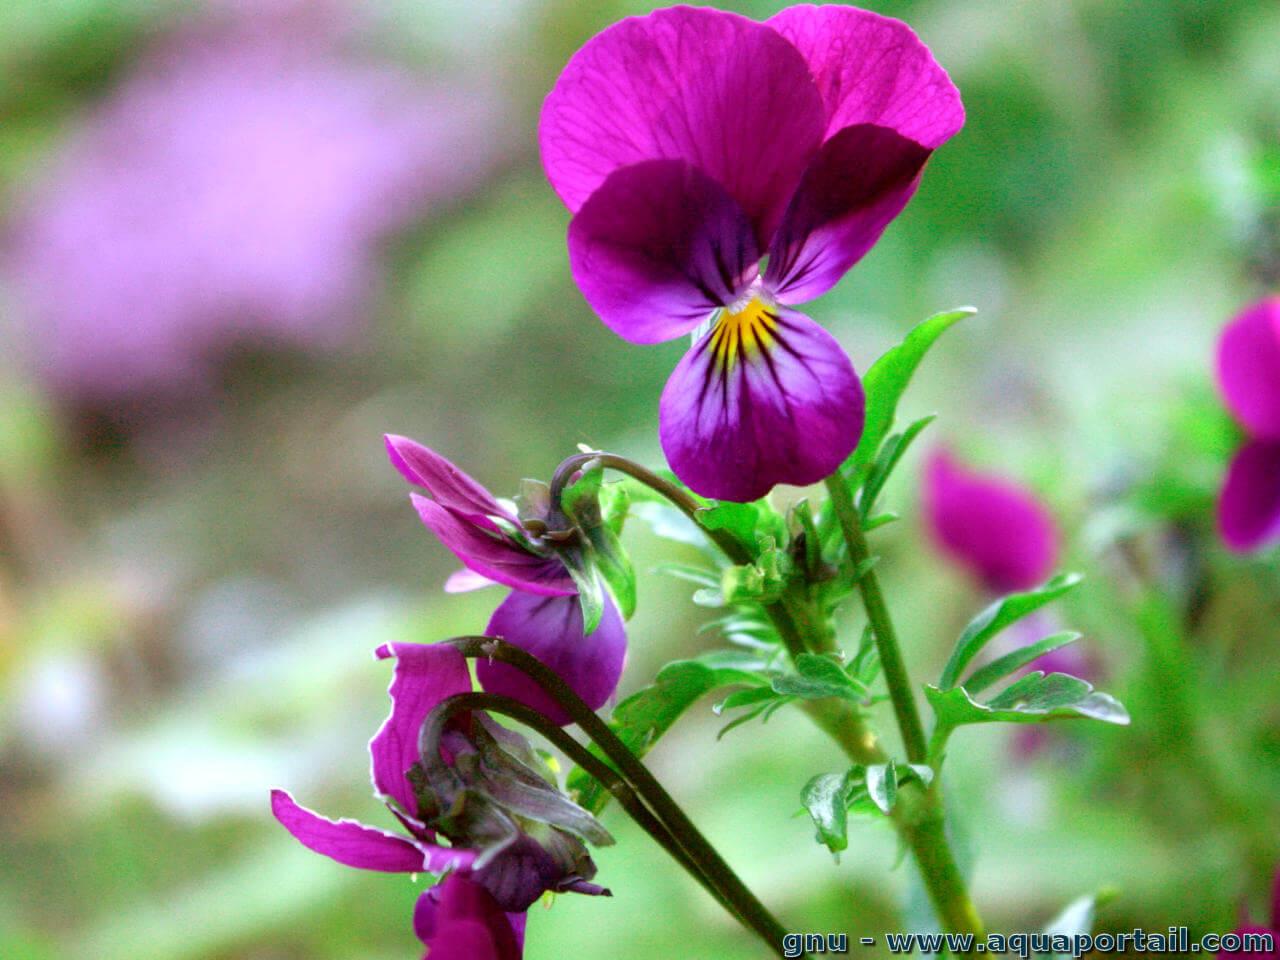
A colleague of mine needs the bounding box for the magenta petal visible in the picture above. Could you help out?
[540,6,824,243]
[1217,926,1280,960]
[385,435,514,529]
[270,790,471,873]
[415,877,523,960]
[1217,440,1280,553]
[922,450,1059,593]
[477,591,627,726]
[411,495,576,596]
[1216,297,1280,440]
[369,642,474,814]
[658,307,864,502]
[765,123,932,303]
[567,159,758,343]
[766,5,964,146]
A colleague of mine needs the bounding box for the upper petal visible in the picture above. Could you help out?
[764,123,932,303]
[269,789,472,874]
[1216,297,1280,440]
[658,305,864,502]
[415,876,524,960]
[567,159,758,343]
[411,494,577,596]
[477,591,627,726]
[766,5,964,146]
[385,435,514,530]
[922,449,1059,593]
[540,6,825,244]
[1217,440,1280,553]
[369,641,474,815]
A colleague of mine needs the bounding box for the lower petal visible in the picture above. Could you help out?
[1218,440,1280,552]
[477,591,627,726]
[414,877,523,960]
[269,790,472,874]
[658,306,864,502]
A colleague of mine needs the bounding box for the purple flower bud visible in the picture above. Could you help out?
[922,449,1059,594]
[541,6,964,501]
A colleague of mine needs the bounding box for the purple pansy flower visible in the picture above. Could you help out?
[5,10,501,406]
[1218,868,1280,960]
[922,449,1059,594]
[385,435,627,722]
[1215,297,1280,552]
[540,5,963,502]
[415,874,524,960]
[273,641,606,928]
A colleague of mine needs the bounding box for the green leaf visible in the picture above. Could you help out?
[696,500,786,557]
[961,631,1082,695]
[714,686,780,714]
[801,772,854,854]
[566,658,761,814]
[559,461,637,622]
[938,573,1084,690]
[842,307,975,484]
[772,653,866,702]
[859,414,937,518]
[866,760,898,813]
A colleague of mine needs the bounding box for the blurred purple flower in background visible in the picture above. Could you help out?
[922,448,1059,594]
[4,7,501,408]
[540,6,963,502]
[386,435,627,723]
[1217,867,1280,960]
[1215,296,1280,552]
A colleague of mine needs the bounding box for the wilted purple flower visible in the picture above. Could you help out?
[6,14,500,405]
[272,641,608,920]
[385,435,627,722]
[415,874,524,960]
[1215,297,1280,552]
[540,5,963,502]
[922,449,1059,594]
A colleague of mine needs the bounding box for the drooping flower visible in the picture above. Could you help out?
[415,874,524,960]
[272,640,609,932]
[540,5,963,501]
[5,10,502,406]
[1214,297,1280,552]
[385,435,627,722]
[922,449,1059,594]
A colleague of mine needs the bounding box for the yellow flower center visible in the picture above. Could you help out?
[707,297,779,371]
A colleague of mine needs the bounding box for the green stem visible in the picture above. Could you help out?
[444,638,794,957]
[823,476,928,765]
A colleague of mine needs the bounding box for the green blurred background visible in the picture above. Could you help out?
[1,1,1277,957]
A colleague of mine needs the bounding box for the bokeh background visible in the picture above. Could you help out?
[1,1,1277,957]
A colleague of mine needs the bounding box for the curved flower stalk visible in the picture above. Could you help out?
[385,435,626,723]
[541,5,963,501]
[1214,297,1280,552]
[271,641,610,953]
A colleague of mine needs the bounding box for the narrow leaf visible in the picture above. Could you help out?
[961,631,1082,695]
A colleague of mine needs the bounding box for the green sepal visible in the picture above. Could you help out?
[938,573,1083,690]
[558,461,637,623]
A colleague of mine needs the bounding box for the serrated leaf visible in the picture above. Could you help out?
[697,500,787,557]
[801,772,854,854]
[772,653,865,702]
[961,631,1082,695]
[566,658,762,814]
[842,307,975,484]
[866,761,898,813]
[714,685,780,715]
[938,573,1084,690]
[859,414,937,518]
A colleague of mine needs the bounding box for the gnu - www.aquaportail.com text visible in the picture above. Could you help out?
[781,929,1277,958]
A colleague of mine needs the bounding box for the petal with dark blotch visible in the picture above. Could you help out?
[478,591,627,726]
[369,642,473,814]
[540,6,824,244]
[269,790,471,873]
[764,123,931,303]
[1218,440,1280,553]
[767,5,964,146]
[922,449,1059,593]
[385,434,514,531]
[415,877,524,960]
[411,495,576,596]
[568,159,758,344]
[1216,297,1280,440]
[658,305,864,502]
